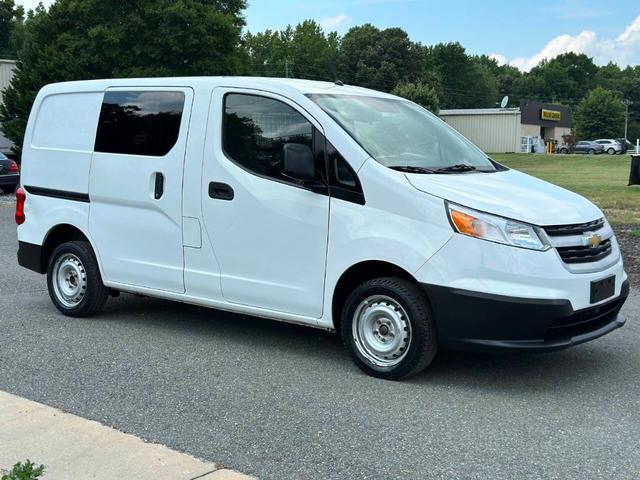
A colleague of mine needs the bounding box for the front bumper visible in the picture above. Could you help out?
[422,280,629,352]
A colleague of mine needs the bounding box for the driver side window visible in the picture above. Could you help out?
[223,93,319,184]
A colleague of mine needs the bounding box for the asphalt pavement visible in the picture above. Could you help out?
[1,197,639,479]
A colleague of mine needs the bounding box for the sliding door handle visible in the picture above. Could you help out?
[209,182,234,201]
[154,172,164,199]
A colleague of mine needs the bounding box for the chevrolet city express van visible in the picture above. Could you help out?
[16,77,629,379]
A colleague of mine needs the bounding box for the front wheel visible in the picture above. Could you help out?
[47,240,108,317]
[340,277,437,380]
[607,148,616,155]
[588,149,595,155]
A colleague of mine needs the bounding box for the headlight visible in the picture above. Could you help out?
[446,202,550,251]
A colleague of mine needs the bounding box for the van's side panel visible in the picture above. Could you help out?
[320,159,455,329]
[89,87,194,294]
[22,91,103,195]
[181,87,224,302]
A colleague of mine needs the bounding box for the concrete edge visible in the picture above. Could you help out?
[0,390,255,480]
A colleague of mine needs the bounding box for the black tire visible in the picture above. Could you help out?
[559,148,568,154]
[607,148,615,155]
[588,149,595,155]
[47,240,108,317]
[340,277,437,380]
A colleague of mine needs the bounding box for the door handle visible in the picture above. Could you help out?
[209,182,234,201]
[154,172,164,199]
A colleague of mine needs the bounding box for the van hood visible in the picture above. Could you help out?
[405,169,602,226]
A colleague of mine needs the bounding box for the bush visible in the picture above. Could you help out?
[573,87,624,140]
[1,461,45,480]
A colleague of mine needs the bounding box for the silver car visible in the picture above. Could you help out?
[594,139,623,155]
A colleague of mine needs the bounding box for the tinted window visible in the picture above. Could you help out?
[223,94,316,183]
[95,91,185,156]
[326,140,365,204]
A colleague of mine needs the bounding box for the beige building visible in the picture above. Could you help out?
[439,100,573,153]
[1,59,17,154]
[0,59,16,105]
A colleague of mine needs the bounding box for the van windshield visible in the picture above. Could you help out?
[308,94,498,173]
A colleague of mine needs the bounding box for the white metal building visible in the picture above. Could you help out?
[439,101,573,153]
[1,59,17,154]
[439,108,522,153]
[0,59,16,105]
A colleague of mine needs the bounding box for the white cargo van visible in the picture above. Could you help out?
[16,77,629,379]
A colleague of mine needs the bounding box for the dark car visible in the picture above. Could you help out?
[0,152,20,193]
[573,141,605,155]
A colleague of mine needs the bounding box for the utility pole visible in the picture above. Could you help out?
[623,99,633,141]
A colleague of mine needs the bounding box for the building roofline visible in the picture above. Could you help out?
[439,108,521,115]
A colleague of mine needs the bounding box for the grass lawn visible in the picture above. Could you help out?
[491,153,640,226]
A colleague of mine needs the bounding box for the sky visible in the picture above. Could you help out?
[16,0,640,71]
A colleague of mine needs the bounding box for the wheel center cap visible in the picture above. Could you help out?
[379,324,390,336]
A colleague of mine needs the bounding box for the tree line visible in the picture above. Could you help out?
[1,0,638,156]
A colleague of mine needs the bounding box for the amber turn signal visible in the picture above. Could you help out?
[449,209,485,238]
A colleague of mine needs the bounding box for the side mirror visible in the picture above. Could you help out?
[283,143,315,182]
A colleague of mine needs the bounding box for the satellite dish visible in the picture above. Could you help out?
[500,96,509,108]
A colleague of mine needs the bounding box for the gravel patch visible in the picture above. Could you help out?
[614,224,639,287]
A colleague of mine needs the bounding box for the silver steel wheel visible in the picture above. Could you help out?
[52,253,87,308]
[352,295,412,367]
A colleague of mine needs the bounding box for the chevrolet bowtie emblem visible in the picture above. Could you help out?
[584,233,603,248]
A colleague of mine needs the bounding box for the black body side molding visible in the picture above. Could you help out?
[24,185,90,203]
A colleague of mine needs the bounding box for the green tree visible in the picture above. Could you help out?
[0,0,247,155]
[573,87,624,140]
[424,42,498,108]
[518,53,598,105]
[391,82,439,113]
[337,24,423,91]
[243,20,338,80]
[0,0,25,57]
[474,54,522,104]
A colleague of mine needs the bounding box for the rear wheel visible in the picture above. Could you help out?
[47,241,108,317]
[340,277,437,380]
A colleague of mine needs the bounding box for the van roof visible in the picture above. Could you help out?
[39,76,392,98]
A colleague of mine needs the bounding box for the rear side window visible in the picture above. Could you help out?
[223,93,314,182]
[95,91,185,156]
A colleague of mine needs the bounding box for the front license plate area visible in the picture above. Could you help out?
[590,276,615,304]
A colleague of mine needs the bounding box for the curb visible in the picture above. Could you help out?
[0,390,254,480]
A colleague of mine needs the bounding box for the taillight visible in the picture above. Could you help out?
[9,160,19,173]
[15,187,25,225]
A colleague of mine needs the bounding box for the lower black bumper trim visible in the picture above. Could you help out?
[17,241,45,274]
[422,280,629,353]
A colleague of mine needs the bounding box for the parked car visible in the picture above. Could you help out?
[615,138,635,154]
[0,152,19,193]
[15,78,629,380]
[573,141,605,154]
[594,139,623,155]
[0,130,15,158]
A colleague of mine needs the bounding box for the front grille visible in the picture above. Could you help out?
[543,218,614,266]
[556,239,612,264]
[543,218,605,236]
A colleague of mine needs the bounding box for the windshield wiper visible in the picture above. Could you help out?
[434,164,477,173]
[389,166,436,174]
